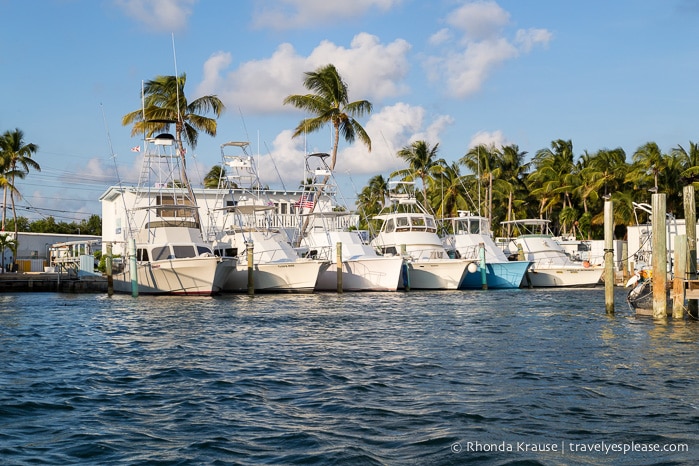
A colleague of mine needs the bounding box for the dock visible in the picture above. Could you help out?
[0,272,107,293]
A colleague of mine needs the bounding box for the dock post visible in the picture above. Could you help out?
[683,185,697,318]
[337,242,343,293]
[672,235,687,319]
[401,244,410,291]
[106,242,113,296]
[129,238,138,297]
[246,241,254,296]
[479,242,487,290]
[621,242,629,283]
[604,198,614,314]
[652,193,667,319]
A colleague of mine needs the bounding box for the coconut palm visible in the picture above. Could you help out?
[204,165,234,189]
[493,144,530,233]
[528,139,576,221]
[429,161,471,220]
[672,141,699,187]
[0,129,40,236]
[283,64,372,171]
[459,144,500,217]
[391,140,446,211]
[627,141,664,193]
[356,174,390,232]
[122,73,225,189]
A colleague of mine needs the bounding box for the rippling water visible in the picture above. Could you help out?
[1,289,698,465]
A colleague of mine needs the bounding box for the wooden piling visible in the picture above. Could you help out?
[479,242,487,290]
[246,241,254,296]
[129,238,138,297]
[401,244,410,291]
[604,199,614,314]
[652,193,667,319]
[683,185,697,318]
[336,242,343,293]
[672,235,687,319]
[106,242,113,296]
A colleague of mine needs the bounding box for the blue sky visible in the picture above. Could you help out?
[2,0,699,223]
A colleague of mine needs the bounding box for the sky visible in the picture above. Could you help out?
[2,0,699,223]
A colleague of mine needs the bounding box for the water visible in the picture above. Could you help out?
[0,289,697,465]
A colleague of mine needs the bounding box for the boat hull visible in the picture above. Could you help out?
[522,267,603,288]
[314,256,403,291]
[221,259,324,293]
[459,261,531,289]
[401,259,469,290]
[113,256,224,295]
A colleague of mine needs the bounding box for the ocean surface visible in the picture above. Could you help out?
[1,288,697,465]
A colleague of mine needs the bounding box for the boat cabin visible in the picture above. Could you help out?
[379,213,437,234]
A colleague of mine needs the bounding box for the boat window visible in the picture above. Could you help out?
[470,221,480,234]
[411,216,427,231]
[196,245,213,256]
[396,217,410,231]
[426,217,436,230]
[136,248,149,261]
[385,218,395,233]
[172,245,197,258]
[152,246,170,261]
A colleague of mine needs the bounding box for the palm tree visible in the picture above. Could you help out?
[627,141,664,193]
[0,129,40,236]
[492,144,530,234]
[283,63,372,171]
[429,161,470,219]
[528,139,576,222]
[459,144,500,217]
[122,73,225,190]
[356,174,390,232]
[204,165,232,189]
[391,140,445,211]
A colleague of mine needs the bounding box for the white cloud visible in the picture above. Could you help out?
[197,34,411,114]
[429,28,452,47]
[441,38,518,98]
[427,1,552,98]
[468,130,510,149]
[516,28,553,53]
[252,0,402,30]
[447,0,510,42]
[115,0,197,32]
[251,103,453,188]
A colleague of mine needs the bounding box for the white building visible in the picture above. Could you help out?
[0,232,101,272]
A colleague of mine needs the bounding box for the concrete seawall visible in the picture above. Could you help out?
[0,273,107,293]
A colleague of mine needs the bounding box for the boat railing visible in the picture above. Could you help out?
[405,247,451,261]
[455,244,480,260]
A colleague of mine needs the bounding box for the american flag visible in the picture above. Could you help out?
[131,146,140,152]
[295,192,315,209]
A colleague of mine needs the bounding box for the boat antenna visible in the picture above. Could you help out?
[477,145,481,216]
[263,141,287,191]
[101,103,134,239]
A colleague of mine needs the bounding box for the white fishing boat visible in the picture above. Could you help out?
[498,219,603,288]
[113,133,233,295]
[370,181,475,290]
[296,153,403,291]
[210,142,325,293]
[441,211,531,289]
